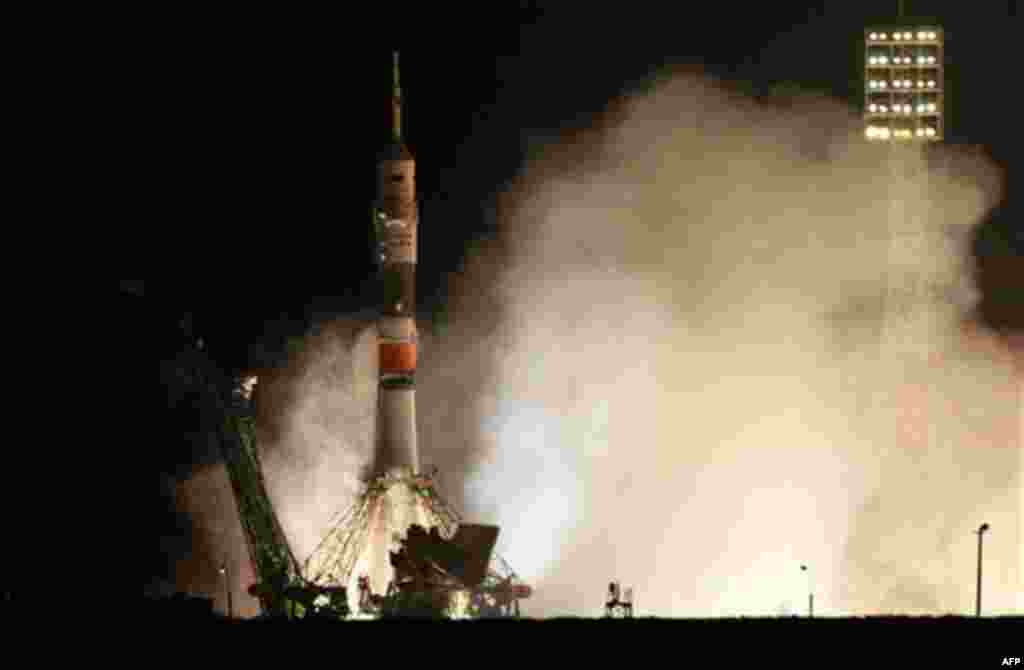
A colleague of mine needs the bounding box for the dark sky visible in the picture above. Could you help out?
[121,2,1017,372]
[126,1,1019,588]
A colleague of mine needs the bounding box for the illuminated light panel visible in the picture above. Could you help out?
[927,80,935,88]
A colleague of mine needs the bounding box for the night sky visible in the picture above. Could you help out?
[127,1,1019,592]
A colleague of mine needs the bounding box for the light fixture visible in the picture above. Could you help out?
[927,80,935,88]
[870,32,878,40]
[879,104,888,113]
[894,33,902,40]
[880,33,888,40]
[916,128,925,137]
[917,80,925,88]
[927,56,936,64]
[869,104,878,112]
[926,127,936,137]
[917,31,926,40]
[928,103,937,112]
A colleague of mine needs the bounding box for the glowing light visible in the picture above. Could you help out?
[879,105,888,113]
[880,81,887,89]
[869,32,878,40]
[928,31,937,39]
[869,57,877,65]
[917,56,925,65]
[928,103,937,112]
[869,104,878,112]
[880,33,888,40]
[917,80,925,88]
[869,80,877,89]
[917,31,926,40]
[894,33,902,40]
[927,56,936,64]
[927,80,936,88]
[879,56,889,65]
[904,80,912,87]
[904,105,912,114]
[893,80,902,88]
[926,127,936,137]
[916,128,925,137]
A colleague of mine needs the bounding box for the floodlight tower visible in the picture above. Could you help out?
[862,24,952,361]
[863,26,944,143]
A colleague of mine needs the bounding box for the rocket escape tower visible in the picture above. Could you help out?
[301,52,532,618]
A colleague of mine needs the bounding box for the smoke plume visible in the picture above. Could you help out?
[192,68,1020,617]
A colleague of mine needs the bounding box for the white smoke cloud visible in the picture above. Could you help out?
[239,69,1018,618]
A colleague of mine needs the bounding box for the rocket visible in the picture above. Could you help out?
[373,51,419,475]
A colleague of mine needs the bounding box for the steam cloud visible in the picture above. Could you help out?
[187,68,1021,617]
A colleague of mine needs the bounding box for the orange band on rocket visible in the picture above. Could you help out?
[379,342,417,375]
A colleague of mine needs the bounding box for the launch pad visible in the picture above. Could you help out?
[303,467,531,619]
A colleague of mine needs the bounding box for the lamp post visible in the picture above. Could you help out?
[800,565,814,618]
[219,563,233,619]
[975,523,990,617]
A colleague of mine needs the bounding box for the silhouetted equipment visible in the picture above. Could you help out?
[605,581,634,618]
[389,524,497,591]
[376,524,530,617]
